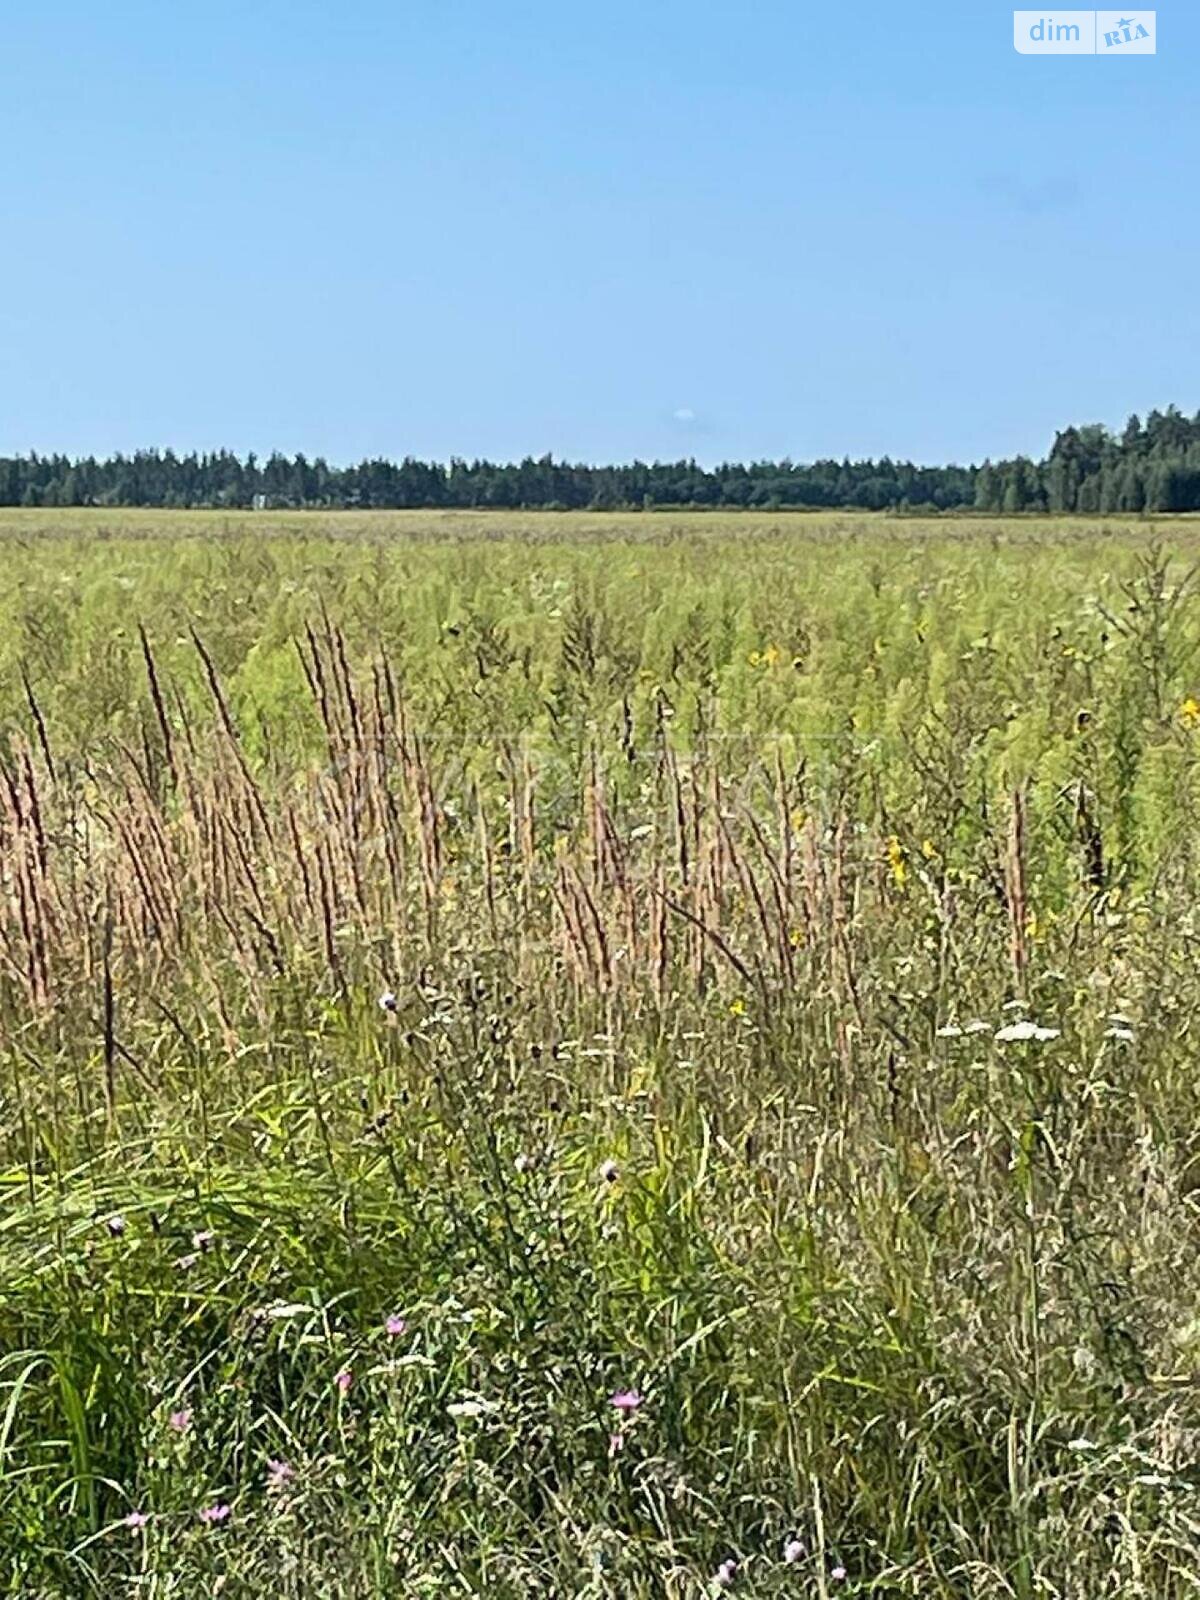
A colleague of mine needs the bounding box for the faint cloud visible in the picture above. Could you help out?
[978,171,1082,214]
[673,407,698,424]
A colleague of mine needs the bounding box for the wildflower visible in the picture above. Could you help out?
[106,1213,126,1237]
[783,1538,804,1564]
[994,1020,1060,1044]
[714,1558,738,1588]
[598,1158,620,1183]
[447,1398,494,1418]
[175,1252,198,1271]
[1180,696,1200,727]
[262,1301,313,1321]
[168,1408,192,1433]
[385,1314,407,1337]
[198,1502,231,1525]
[921,837,938,860]
[124,1510,149,1530]
[886,834,907,889]
[266,1458,295,1491]
[514,1152,533,1173]
[1073,1346,1097,1378]
[1067,1437,1096,1452]
[830,1566,847,1582]
[334,1368,353,1394]
[192,1230,215,1253]
[728,997,746,1018]
[378,989,399,1013]
[608,1431,625,1456]
[609,1389,643,1414]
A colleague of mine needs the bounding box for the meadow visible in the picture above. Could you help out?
[3,508,1200,1597]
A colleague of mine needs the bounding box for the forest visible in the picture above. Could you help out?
[5,405,1200,513]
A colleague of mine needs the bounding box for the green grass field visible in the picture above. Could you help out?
[3,510,1200,1597]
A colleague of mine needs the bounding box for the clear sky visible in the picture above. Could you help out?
[1,2,1195,467]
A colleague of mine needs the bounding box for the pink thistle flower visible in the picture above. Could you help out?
[715,1557,738,1588]
[384,1315,407,1337]
[198,1502,231,1525]
[266,1457,295,1491]
[609,1389,642,1414]
[168,1408,192,1433]
[830,1566,847,1582]
[124,1510,149,1530]
[334,1367,353,1394]
[783,1538,804,1564]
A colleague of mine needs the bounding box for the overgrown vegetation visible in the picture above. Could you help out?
[3,511,1200,1596]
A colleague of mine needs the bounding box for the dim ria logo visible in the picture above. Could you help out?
[1013,11,1156,53]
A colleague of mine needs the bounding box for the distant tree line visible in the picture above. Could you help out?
[974,408,1200,513]
[4,406,1200,512]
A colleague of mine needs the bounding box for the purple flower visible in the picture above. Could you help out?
[334,1367,353,1393]
[266,1457,295,1491]
[830,1566,847,1582]
[168,1408,192,1433]
[609,1389,642,1414]
[192,1229,215,1252]
[385,1314,407,1337]
[198,1502,231,1525]
[175,1252,198,1271]
[783,1538,804,1564]
[715,1558,738,1588]
[123,1510,149,1530]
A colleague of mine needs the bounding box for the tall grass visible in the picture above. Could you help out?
[2,513,1200,1596]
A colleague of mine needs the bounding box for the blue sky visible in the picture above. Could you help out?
[0,2,1195,466]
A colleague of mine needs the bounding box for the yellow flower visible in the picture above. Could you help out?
[788,927,805,949]
[920,837,938,860]
[728,997,747,1018]
[762,644,781,667]
[1180,696,1200,727]
[886,835,907,889]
